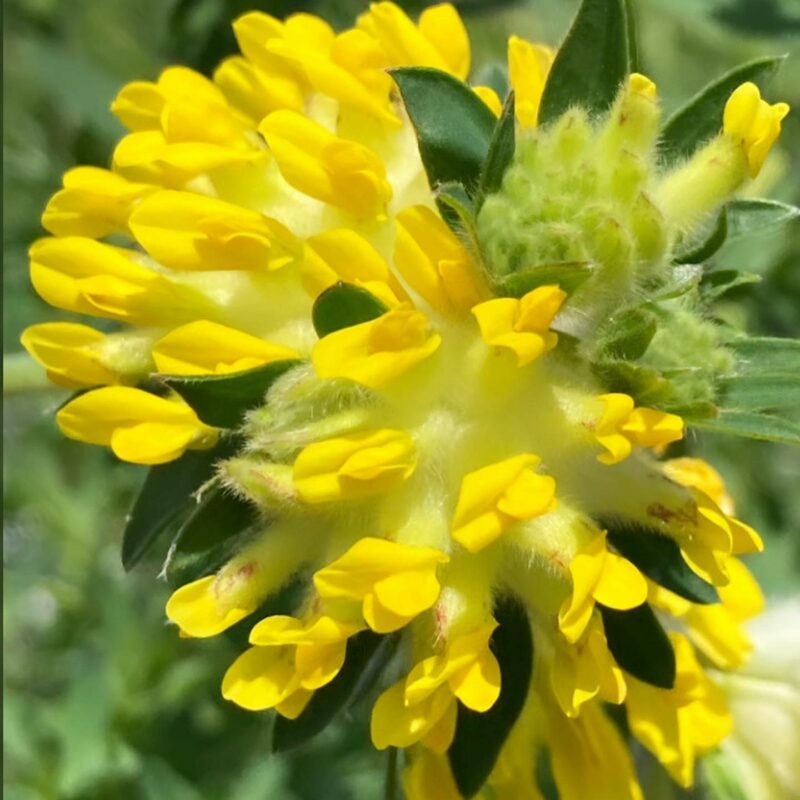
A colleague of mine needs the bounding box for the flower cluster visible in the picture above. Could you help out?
[22,1,792,797]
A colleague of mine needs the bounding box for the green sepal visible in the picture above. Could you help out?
[676,198,799,264]
[718,374,800,412]
[690,410,800,446]
[497,262,594,298]
[163,360,302,429]
[272,631,399,752]
[390,67,497,194]
[660,55,786,164]
[448,595,533,798]
[726,337,800,374]
[596,308,658,360]
[591,359,672,405]
[700,270,761,300]
[476,91,516,210]
[164,486,260,587]
[605,524,719,604]
[121,438,238,571]
[648,265,704,300]
[599,603,676,689]
[312,282,388,339]
[539,0,630,125]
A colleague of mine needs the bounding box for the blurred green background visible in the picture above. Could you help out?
[3,0,799,798]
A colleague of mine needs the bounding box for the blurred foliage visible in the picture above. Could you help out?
[3,0,799,797]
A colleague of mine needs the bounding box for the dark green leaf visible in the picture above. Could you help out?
[436,182,476,238]
[122,440,236,571]
[677,198,799,264]
[476,92,516,209]
[691,410,800,445]
[726,337,800,374]
[163,360,301,429]
[700,270,761,300]
[661,56,786,163]
[718,374,800,411]
[164,487,260,587]
[539,0,630,125]
[272,631,399,752]
[605,524,718,604]
[624,0,640,73]
[391,67,497,193]
[449,595,533,797]
[597,308,658,360]
[498,262,594,297]
[600,603,676,689]
[312,282,388,339]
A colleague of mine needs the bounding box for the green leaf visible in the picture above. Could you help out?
[163,360,301,429]
[272,631,398,752]
[600,603,676,689]
[591,359,672,405]
[448,595,533,798]
[677,198,799,264]
[122,440,236,571]
[718,374,800,411]
[597,308,658,360]
[700,270,761,300]
[476,92,516,209]
[649,264,704,299]
[605,524,719,604]
[726,337,800,374]
[164,487,260,587]
[391,67,497,193]
[498,262,594,297]
[661,56,786,163]
[624,0,640,73]
[436,182,476,237]
[691,410,800,445]
[538,0,630,125]
[312,282,388,338]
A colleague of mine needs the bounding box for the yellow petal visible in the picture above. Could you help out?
[166,575,254,637]
[558,534,607,643]
[221,646,299,711]
[312,305,441,389]
[56,386,217,464]
[508,36,554,128]
[152,320,298,376]
[593,552,648,611]
[368,569,441,632]
[620,407,685,449]
[293,429,416,504]
[259,111,392,218]
[295,640,349,690]
[129,190,299,272]
[473,85,502,117]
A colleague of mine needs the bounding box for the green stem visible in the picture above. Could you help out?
[384,747,399,800]
[3,352,53,394]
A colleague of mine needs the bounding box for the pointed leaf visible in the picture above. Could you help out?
[691,410,800,445]
[599,603,676,689]
[661,56,786,163]
[476,92,516,209]
[498,262,594,297]
[718,374,800,411]
[164,486,260,587]
[163,360,301,429]
[591,359,672,405]
[596,308,658,360]
[727,337,800,374]
[122,439,237,571]
[605,524,719,604]
[700,270,761,300]
[539,0,630,125]
[391,67,497,193]
[272,631,399,752]
[448,595,533,798]
[312,282,388,339]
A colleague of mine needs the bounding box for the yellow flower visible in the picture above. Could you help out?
[551,615,626,717]
[313,538,448,633]
[293,429,417,504]
[471,285,566,366]
[56,387,218,465]
[723,82,790,177]
[558,531,648,643]
[371,623,500,751]
[312,305,442,389]
[508,35,554,128]
[626,633,733,788]
[594,393,685,464]
[451,454,557,552]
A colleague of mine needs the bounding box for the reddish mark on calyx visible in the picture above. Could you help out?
[647,503,695,525]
